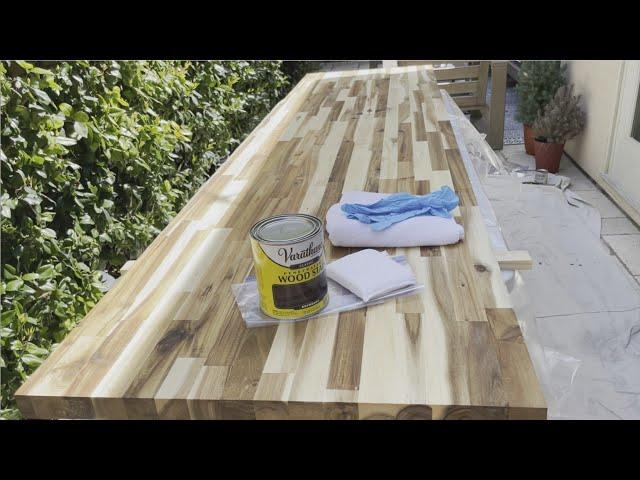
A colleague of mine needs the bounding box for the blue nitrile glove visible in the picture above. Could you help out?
[341,186,459,231]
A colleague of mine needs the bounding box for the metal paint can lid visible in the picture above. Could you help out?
[250,214,322,245]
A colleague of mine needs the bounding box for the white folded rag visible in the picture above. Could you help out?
[325,249,416,302]
[326,191,465,247]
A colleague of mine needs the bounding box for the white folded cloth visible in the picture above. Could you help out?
[326,191,465,247]
[326,249,416,302]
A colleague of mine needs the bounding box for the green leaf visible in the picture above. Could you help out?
[21,354,44,367]
[76,262,90,272]
[4,264,17,275]
[73,111,90,123]
[133,157,151,172]
[23,192,42,206]
[32,88,52,105]
[22,273,40,281]
[39,281,55,292]
[73,121,88,139]
[79,213,94,225]
[26,343,49,355]
[31,155,45,165]
[55,136,77,146]
[37,265,56,280]
[31,66,54,76]
[16,60,34,71]
[6,279,24,292]
[41,228,57,238]
[58,102,73,116]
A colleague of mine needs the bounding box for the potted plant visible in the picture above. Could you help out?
[532,85,586,173]
[515,61,567,155]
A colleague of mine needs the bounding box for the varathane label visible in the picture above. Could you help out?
[250,223,328,319]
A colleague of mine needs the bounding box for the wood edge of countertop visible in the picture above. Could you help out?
[16,393,547,420]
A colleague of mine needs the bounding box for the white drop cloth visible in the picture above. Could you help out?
[441,90,640,419]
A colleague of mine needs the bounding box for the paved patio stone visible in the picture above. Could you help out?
[602,217,640,235]
[559,159,597,191]
[577,190,626,219]
[602,234,640,275]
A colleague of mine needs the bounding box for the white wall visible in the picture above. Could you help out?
[564,60,624,181]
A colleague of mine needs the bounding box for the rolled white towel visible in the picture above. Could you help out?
[326,191,465,247]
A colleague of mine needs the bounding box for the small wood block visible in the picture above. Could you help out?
[494,250,533,271]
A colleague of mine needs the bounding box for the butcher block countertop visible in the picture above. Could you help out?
[16,65,547,419]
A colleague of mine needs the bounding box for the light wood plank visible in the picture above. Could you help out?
[495,250,533,270]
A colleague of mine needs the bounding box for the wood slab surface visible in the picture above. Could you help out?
[16,65,547,419]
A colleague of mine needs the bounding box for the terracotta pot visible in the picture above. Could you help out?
[534,138,564,173]
[523,124,536,155]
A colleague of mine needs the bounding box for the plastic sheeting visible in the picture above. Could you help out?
[443,91,640,419]
[233,256,424,328]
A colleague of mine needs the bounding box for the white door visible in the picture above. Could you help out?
[606,60,640,208]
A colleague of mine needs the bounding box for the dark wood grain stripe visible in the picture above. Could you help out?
[421,246,442,257]
[327,309,366,390]
[221,325,278,400]
[427,131,447,170]
[445,148,477,206]
[438,120,457,150]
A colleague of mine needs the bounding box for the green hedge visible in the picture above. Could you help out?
[0,60,296,418]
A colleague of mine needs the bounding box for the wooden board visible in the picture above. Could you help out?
[495,250,533,271]
[15,66,546,420]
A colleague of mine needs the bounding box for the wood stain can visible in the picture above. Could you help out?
[250,214,329,320]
